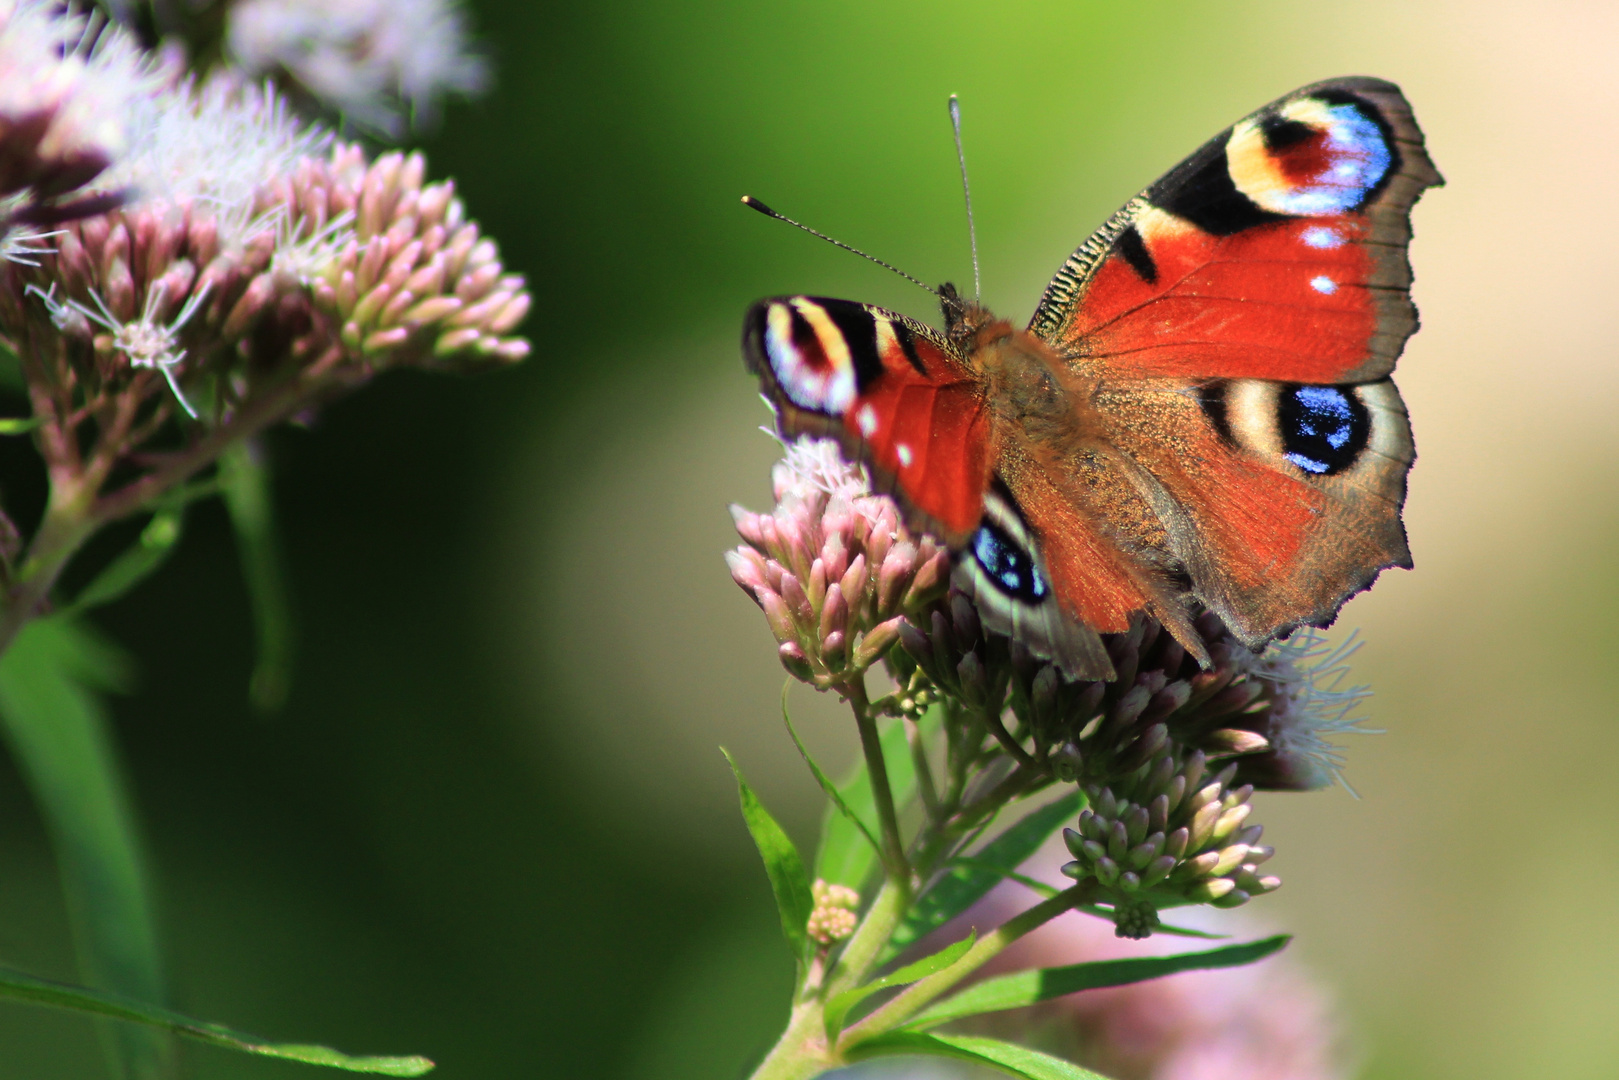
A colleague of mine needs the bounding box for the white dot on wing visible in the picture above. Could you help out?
[897,443,913,468]
[1310,275,1337,295]
[1301,226,1341,249]
[857,404,878,437]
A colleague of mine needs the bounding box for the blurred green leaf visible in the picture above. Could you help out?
[60,508,185,619]
[814,712,919,891]
[723,748,814,960]
[0,617,171,1079]
[883,791,1083,962]
[910,935,1290,1030]
[0,415,39,434]
[219,440,295,712]
[0,963,433,1075]
[946,857,1059,899]
[846,1031,1107,1079]
[824,931,975,1040]
[781,687,880,865]
[0,337,22,393]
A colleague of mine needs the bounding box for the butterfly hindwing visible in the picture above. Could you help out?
[743,296,995,547]
[951,479,1116,681]
[1091,375,1414,645]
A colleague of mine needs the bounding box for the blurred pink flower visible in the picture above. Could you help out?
[227,0,488,136]
[960,865,1348,1080]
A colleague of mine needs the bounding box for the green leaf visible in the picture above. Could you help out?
[814,711,920,891]
[884,791,1083,962]
[0,963,432,1074]
[0,617,170,1078]
[781,686,880,865]
[947,857,1059,899]
[0,415,40,434]
[824,931,976,1041]
[0,337,22,392]
[723,749,814,959]
[60,507,185,618]
[219,440,296,712]
[846,1031,1108,1080]
[910,935,1291,1030]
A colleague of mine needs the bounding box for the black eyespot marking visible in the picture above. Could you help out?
[970,519,1049,605]
[1259,113,1316,152]
[1116,224,1158,283]
[817,298,884,390]
[1278,385,1370,476]
[1194,381,1234,445]
[784,306,829,369]
[1147,138,1288,237]
[892,321,928,376]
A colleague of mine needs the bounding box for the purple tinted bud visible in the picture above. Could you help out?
[819,583,847,641]
[779,571,812,623]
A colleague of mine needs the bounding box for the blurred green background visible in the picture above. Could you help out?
[2,0,1616,1076]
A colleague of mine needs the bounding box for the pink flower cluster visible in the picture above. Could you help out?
[727,438,948,690]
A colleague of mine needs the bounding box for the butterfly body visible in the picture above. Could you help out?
[744,78,1440,680]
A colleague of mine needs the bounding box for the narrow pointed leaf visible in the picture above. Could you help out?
[782,687,879,863]
[815,712,920,891]
[947,858,1059,898]
[723,749,813,959]
[846,1031,1107,1080]
[0,963,432,1074]
[220,441,296,712]
[60,508,184,618]
[883,791,1082,962]
[0,618,171,1078]
[0,415,40,434]
[824,931,975,1040]
[909,935,1290,1030]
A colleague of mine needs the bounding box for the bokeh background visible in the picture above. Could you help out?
[1,0,1616,1076]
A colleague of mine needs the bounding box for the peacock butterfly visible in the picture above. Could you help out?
[742,77,1441,680]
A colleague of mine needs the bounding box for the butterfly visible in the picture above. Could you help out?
[743,77,1441,680]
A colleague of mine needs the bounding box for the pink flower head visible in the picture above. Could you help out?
[728,437,948,689]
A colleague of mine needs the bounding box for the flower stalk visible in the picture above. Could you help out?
[728,437,1376,1080]
[843,678,910,883]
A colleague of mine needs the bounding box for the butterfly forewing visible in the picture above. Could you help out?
[1030,77,1440,384]
[743,296,995,547]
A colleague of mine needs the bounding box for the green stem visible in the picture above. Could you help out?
[824,877,908,998]
[904,714,942,825]
[0,494,96,659]
[982,705,1039,772]
[747,996,836,1080]
[839,883,1092,1047]
[843,679,908,880]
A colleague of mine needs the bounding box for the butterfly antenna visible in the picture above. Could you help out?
[740,195,938,297]
[948,94,981,300]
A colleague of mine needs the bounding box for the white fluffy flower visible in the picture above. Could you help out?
[91,74,328,247]
[771,435,873,507]
[1243,630,1377,792]
[0,0,162,196]
[226,0,488,136]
